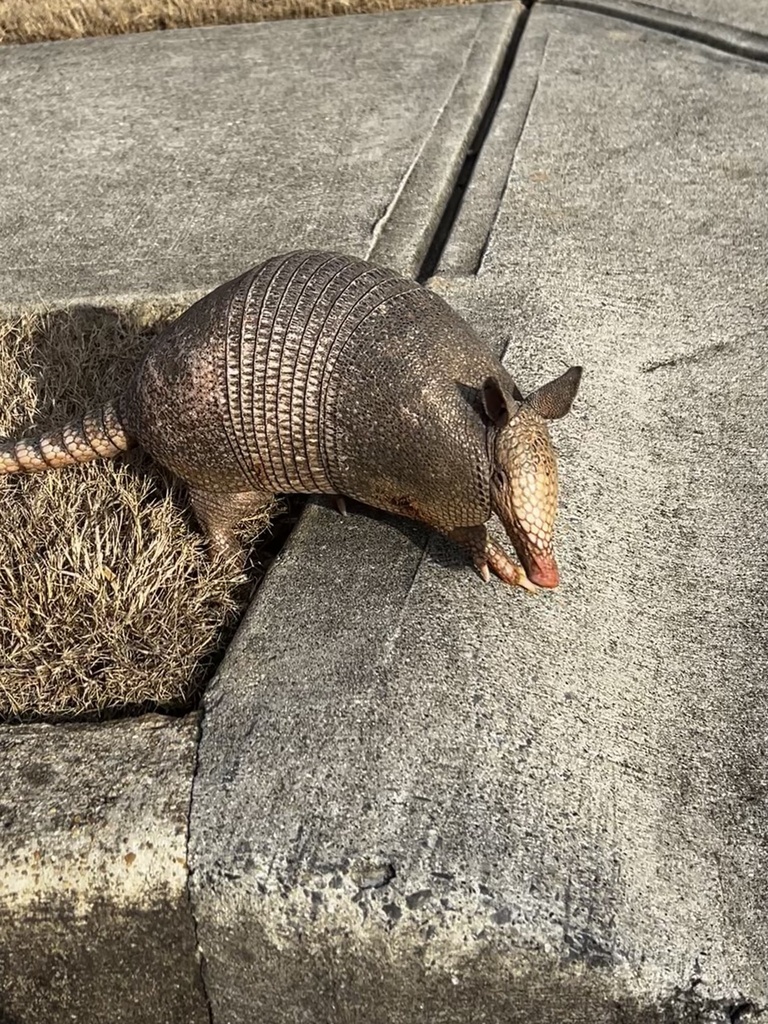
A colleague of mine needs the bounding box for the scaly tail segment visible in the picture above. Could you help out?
[0,401,132,476]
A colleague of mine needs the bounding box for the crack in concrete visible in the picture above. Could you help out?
[641,339,730,373]
[377,536,431,671]
[185,713,215,1024]
[542,0,768,65]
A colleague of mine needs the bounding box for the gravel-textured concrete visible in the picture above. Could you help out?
[0,715,205,1024]
[542,0,768,59]
[191,5,768,1021]
[0,3,521,308]
[630,0,768,36]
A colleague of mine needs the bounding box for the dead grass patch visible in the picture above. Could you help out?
[0,305,282,722]
[0,0,489,45]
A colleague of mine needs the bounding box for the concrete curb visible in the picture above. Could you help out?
[437,7,547,277]
[368,2,524,276]
[0,716,207,1024]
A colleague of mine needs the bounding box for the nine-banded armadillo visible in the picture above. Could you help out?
[0,250,581,590]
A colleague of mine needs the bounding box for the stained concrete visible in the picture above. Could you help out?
[0,3,521,308]
[0,715,206,1024]
[191,5,768,1021]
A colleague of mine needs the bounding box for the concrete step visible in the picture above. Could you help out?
[0,2,519,308]
[188,4,768,1021]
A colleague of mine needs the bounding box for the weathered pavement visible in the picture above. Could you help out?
[555,0,768,40]
[0,6,524,1022]
[0,718,206,1024]
[0,2,515,305]
[2,1,768,1022]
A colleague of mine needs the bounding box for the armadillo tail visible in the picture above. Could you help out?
[0,401,133,476]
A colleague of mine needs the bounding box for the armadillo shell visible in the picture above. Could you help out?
[124,250,513,527]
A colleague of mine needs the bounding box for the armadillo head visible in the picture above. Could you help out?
[483,367,582,589]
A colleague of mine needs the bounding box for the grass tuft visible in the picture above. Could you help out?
[0,306,281,722]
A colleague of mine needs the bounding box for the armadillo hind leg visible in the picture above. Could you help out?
[447,525,537,594]
[188,486,275,565]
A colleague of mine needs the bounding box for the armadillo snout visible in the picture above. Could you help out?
[520,550,559,589]
[492,408,562,588]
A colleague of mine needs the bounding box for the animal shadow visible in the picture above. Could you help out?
[0,303,178,435]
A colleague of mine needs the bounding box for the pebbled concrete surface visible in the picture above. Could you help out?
[542,0,768,57]
[0,715,206,1024]
[191,4,768,1021]
[0,3,521,307]
[638,0,768,37]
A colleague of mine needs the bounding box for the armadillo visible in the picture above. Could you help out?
[0,250,581,590]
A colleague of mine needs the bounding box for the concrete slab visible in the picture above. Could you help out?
[658,0,768,35]
[190,6,768,1021]
[541,0,768,59]
[0,3,521,308]
[554,0,768,39]
[443,4,768,289]
[0,715,205,1024]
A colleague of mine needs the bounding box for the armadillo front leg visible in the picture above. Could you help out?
[188,487,274,565]
[447,525,537,593]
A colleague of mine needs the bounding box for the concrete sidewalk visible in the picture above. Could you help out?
[0,2,516,306]
[552,0,768,38]
[2,1,768,1022]
[191,3,768,1021]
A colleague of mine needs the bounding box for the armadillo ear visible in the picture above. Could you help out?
[527,366,582,420]
[482,377,510,428]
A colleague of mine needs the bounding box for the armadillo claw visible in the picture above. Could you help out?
[481,542,538,594]
[448,525,537,594]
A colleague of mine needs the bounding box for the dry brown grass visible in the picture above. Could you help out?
[0,0,487,45]
[0,305,283,721]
